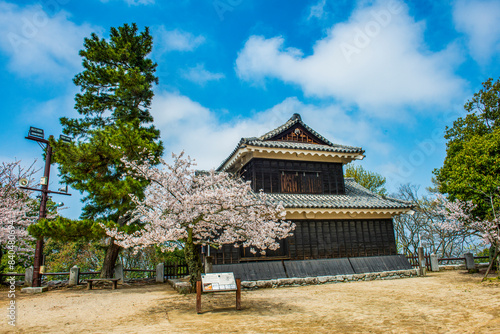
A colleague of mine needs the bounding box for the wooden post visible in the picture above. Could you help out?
[196,280,202,314]
[236,278,241,310]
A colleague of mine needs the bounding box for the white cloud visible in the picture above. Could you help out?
[100,0,155,5]
[0,1,101,80]
[453,0,500,64]
[235,0,465,115]
[154,27,205,53]
[181,64,225,85]
[308,0,327,20]
[125,0,155,5]
[150,91,390,169]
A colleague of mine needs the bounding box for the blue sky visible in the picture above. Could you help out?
[1,0,500,219]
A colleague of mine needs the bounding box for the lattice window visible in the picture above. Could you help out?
[280,171,323,194]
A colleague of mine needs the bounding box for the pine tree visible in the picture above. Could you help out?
[51,23,163,277]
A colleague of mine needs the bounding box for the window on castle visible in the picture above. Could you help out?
[280,171,323,194]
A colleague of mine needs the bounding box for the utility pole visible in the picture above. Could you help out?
[22,127,71,287]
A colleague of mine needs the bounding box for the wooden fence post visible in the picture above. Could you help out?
[236,278,241,310]
[196,280,202,314]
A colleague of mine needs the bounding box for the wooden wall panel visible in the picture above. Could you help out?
[211,219,398,264]
[240,158,345,195]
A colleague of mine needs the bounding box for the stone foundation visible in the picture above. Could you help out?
[240,269,418,289]
[438,263,489,271]
[167,278,192,294]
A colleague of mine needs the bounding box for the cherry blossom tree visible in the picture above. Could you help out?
[436,194,500,280]
[0,161,38,259]
[105,152,295,287]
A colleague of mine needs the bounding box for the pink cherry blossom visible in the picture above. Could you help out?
[435,194,500,248]
[0,161,38,254]
[105,152,295,253]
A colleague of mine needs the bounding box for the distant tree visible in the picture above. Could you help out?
[105,152,294,288]
[434,78,500,218]
[49,23,163,278]
[436,194,499,279]
[345,164,387,196]
[393,184,480,257]
[434,77,500,263]
[43,239,105,274]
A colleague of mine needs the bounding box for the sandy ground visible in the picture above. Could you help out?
[0,271,499,334]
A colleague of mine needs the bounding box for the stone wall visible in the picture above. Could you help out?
[241,269,418,289]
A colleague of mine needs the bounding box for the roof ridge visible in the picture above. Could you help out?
[216,114,365,171]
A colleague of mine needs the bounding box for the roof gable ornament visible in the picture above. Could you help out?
[258,113,335,146]
[217,114,365,172]
[269,123,325,145]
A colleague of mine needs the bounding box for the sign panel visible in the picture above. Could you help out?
[201,272,237,292]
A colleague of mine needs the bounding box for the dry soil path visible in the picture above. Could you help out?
[1,271,499,333]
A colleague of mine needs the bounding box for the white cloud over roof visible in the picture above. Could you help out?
[150,91,389,170]
[235,0,466,114]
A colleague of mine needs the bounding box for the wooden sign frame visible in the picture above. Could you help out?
[196,272,241,314]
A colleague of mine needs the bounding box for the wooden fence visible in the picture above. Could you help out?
[406,255,431,270]
[405,255,490,270]
[164,260,189,279]
[0,263,188,281]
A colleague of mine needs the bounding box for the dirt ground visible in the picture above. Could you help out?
[1,271,499,334]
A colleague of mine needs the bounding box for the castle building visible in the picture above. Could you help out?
[212,114,413,279]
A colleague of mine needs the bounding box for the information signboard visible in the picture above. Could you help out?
[201,272,237,292]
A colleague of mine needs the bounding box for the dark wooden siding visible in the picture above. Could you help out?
[211,219,397,264]
[239,158,345,195]
[288,219,397,259]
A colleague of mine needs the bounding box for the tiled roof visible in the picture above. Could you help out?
[217,114,364,171]
[259,113,335,143]
[244,139,363,154]
[266,178,412,210]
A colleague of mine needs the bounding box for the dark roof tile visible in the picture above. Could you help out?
[266,178,412,210]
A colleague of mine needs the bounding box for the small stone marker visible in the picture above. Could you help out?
[156,263,165,283]
[114,263,124,283]
[464,253,476,272]
[69,265,80,286]
[418,247,426,276]
[21,286,48,294]
[24,267,34,287]
[204,256,213,274]
[430,254,439,272]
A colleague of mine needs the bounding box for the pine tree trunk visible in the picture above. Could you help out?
[185,228,202,290]
[101,239,121,278]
